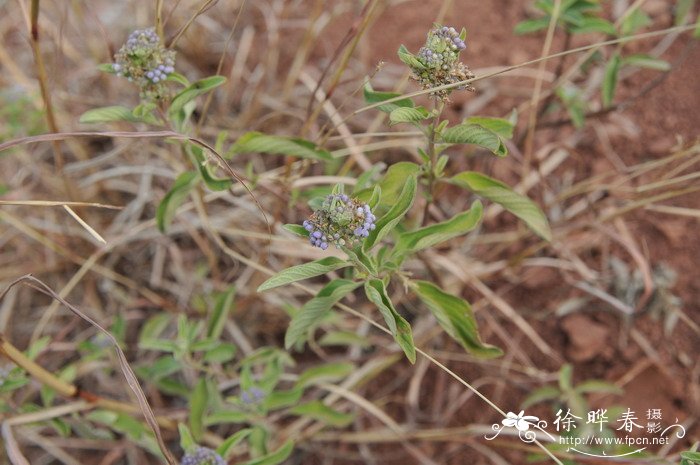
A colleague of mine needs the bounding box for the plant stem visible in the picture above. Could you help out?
[422,101,445,225]
[30,0,64,173]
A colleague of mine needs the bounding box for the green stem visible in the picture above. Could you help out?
[421,101,445,225]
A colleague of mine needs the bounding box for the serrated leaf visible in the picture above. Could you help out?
[79,106,142,124]
[229,132,333,161]
[514,17,550,34]
[364,175,417,250]
[389,106,430,125]
[207,287,235,339]
[169,75,226,116]
[622,54,671,71]
[521,386,562,409]
[295,362,355,389]
[363,82,415,113]
[465,116,515,139]
[285,280,360,349]
[217,429,252,459]
[289,401,355,427]
[239,440,294,465]
[156,171,199,232]
[413,280,502,358]
[189,378,208,441]
[441,123,508,157]
[364,279,416,363]
[258,257,350,292]
[450,171,551,241]
[396,200,482,254]
[602,52,621,108]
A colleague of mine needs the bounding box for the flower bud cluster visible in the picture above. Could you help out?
[240,387,265,405]
[180,447,226,465]
[302,194,376,250]
[409,25,475,101]
[112,28,176,100]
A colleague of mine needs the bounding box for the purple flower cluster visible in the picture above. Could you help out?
[180,447,226,465]
[436,26,466,50]
[112,27,177,99]
[146,63,175,83]
[303,193,376,250]
[240,387,265,404]
[406,24,475,101]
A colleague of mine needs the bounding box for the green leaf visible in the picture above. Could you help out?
[97,63,117,73]
[295,362,355,389]
[169,75,226,116]
[156,171,199,232]
[681,451,700,462]
[622,54,671,71]
[239,440,294,465]
[229,132,333,161]
[202,343,236,364]
[464,116,514,139]
[189,378,208,441]
[363,82,415,113]
[413,280,502,358]
[205,410,248,425]
[217,429,252,459]
[263,389,303,410]
[574,380,623,395]
[166,72,189,87]
[602,52,621,108]
[79,106,143,124]
[289,401,354,427]
[396,200,482,254]
[257,257,350,292]
[559,364,573,391]
[450,171,551,241]
[364,175,417,250]
[570,17,616,35]
[441,123,508,157]
[375,162,421,207]
[283,224,309,237]
[318,331,370,348]
[389,106,430,126]
[675,0,695,26]
[189,144,232,191]
[521,386,562,409]
[514,17,550,34]
[621,8,652,35]
[397,44,425,70]
[364,279,416,363]
[178,423,196,453]
[285,280,361,349]
[207,287,235,339]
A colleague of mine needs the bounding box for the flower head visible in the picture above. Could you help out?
[112,27,176,100]
[303,194,376,250]
[404,24,475,101]
[240,386,265,405]
[180,447,226,465]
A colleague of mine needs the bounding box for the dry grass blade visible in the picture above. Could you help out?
[0,275,177,465]
[0,200,122,209]
[62,205,107,244]
[1,422,30,465]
